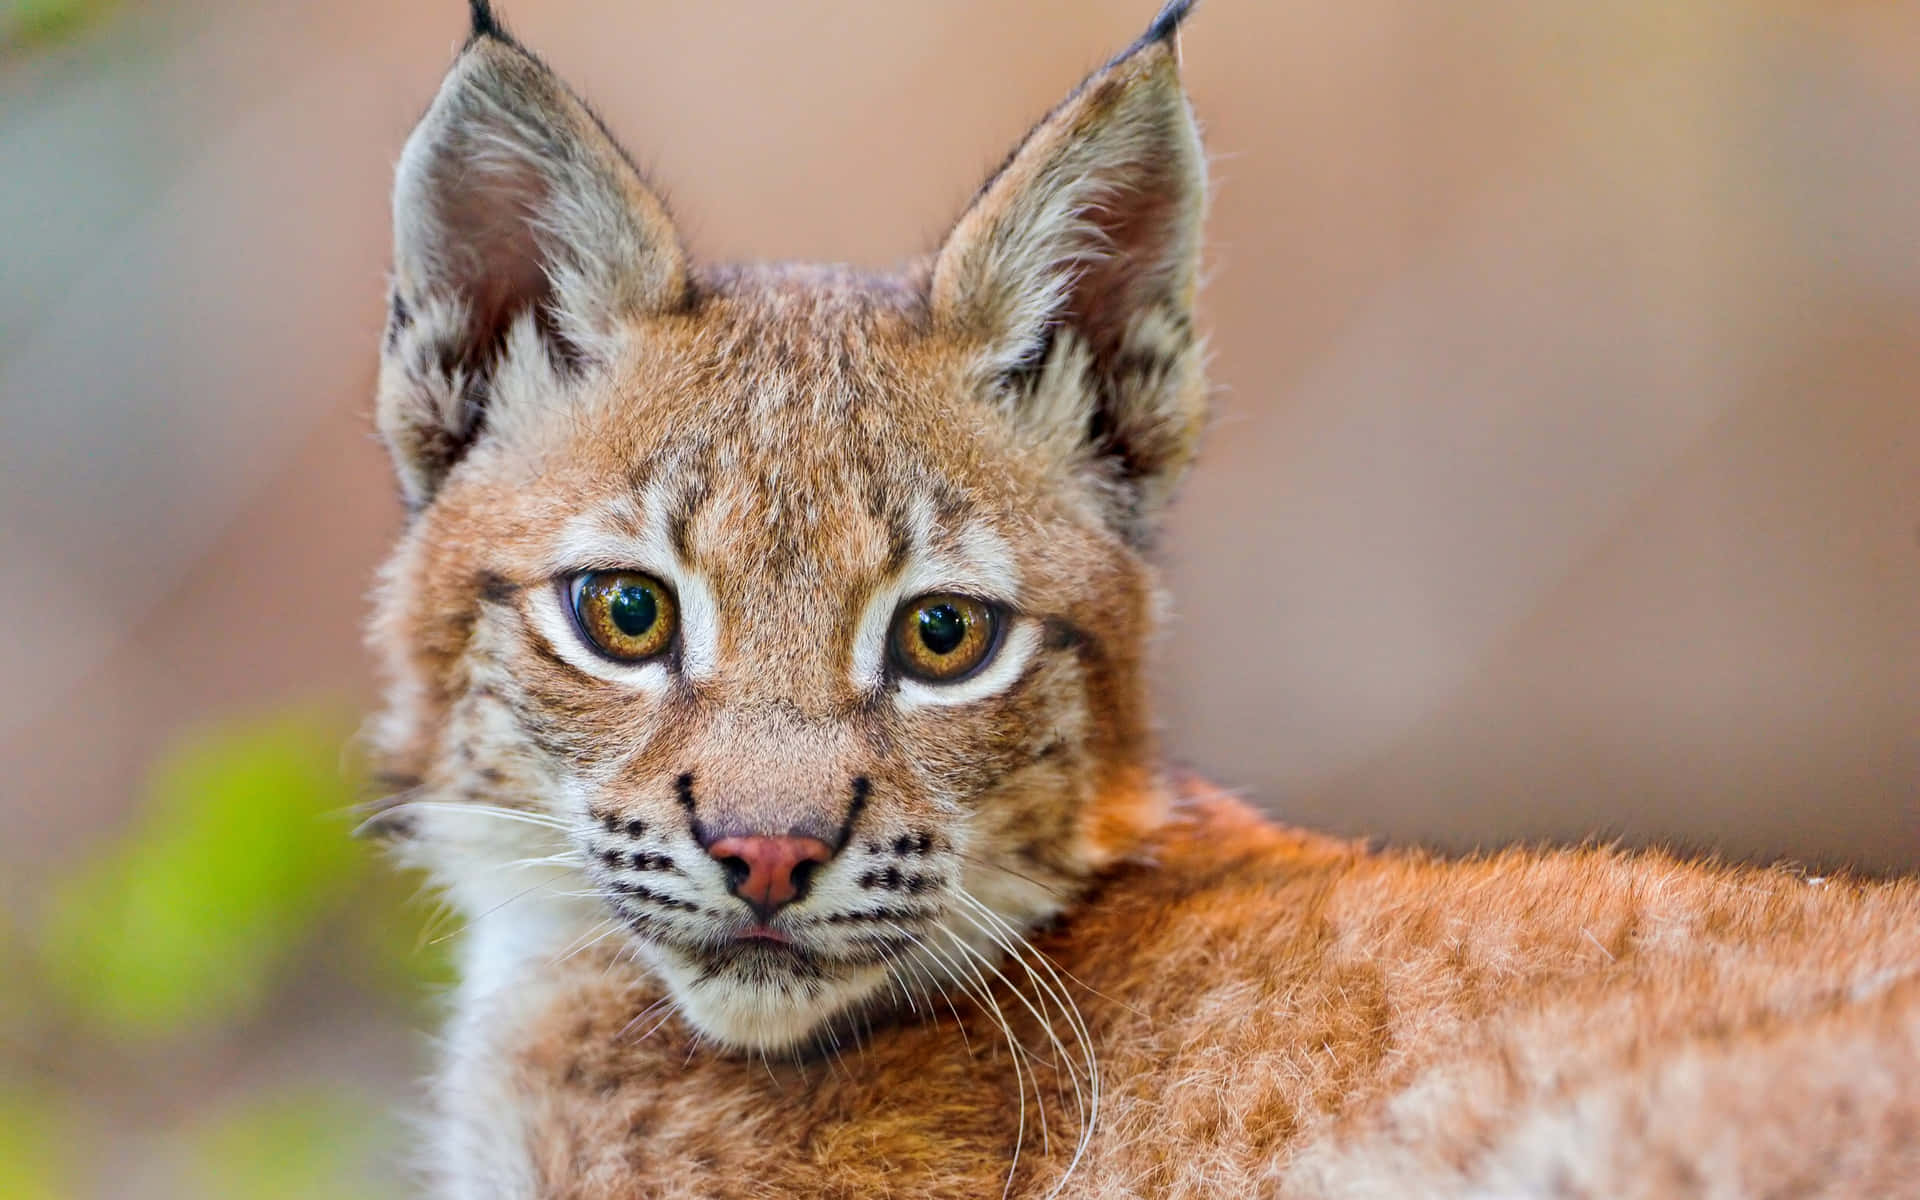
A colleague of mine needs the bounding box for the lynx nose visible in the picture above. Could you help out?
[705,834,834,919]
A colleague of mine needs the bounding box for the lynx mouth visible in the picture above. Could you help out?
[621,915,840,983]
[700,940,818,976]
[688,930,840,979]
[734,923,791,945]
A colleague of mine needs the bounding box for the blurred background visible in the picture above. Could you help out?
[3,0,1916,1193]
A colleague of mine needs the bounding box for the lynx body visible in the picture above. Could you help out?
[366,4,1920,1196]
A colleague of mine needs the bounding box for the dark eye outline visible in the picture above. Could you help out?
[563,571,680,664]
[887,594,1005,684]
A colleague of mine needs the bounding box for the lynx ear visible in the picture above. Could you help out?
[378,4,689,509]
[931,1,1206,543]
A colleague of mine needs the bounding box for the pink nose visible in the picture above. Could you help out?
[706,834,834,917]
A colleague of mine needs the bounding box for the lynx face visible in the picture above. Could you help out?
[369,6,1205,1053]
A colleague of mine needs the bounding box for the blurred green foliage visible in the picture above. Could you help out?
[7,0,114,47]
[8,711,452,1196]
[40,717,366,1039]
[185,1091,392,1200]
[0,1089,68,1200]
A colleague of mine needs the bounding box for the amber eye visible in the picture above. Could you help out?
[890,594,1000,683]
[570,571,677,662]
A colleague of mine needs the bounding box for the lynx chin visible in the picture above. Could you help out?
[362,2,1920,1196]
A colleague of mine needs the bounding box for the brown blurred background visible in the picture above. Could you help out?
[2,0,1917,1191]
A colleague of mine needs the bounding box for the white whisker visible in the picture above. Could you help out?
[957,889,1102,1199]
[502,851,586,870]
[894,922,1036,1197]
[618,993,674,1036]
[383,798,576,833]
[430,876,570,945]
[550,917,622,967]
[938,926,1060,1152]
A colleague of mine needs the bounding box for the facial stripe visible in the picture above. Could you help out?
[906,492,1020,599]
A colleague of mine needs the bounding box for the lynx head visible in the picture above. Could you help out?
[368,0,1206,1053]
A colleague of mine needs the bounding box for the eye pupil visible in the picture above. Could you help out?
[609,584,658,637]
[889,593,999,683]
[571,571,677,662]
[917,604,967,656]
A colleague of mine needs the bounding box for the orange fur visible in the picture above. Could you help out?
[473,782,1920,1198]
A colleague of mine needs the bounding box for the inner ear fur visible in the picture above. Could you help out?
[379,20,688,509]
[930,3,1208,543]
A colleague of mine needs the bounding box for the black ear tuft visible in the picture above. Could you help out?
[930,2,1207,545]
[382,12,689,509]
[468,0,505,43]
[1141,0,1197,48]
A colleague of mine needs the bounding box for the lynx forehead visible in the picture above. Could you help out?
[368,0,1204,1055]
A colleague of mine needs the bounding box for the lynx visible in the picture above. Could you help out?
[364,3,1920,1196]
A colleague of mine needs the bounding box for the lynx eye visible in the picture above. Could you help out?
[890,594,1000,683]
[569,571,678,662]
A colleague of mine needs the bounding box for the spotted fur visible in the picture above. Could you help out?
[365,4,1920,1196]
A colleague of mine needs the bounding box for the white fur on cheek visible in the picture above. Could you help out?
[669,564,720,681]
[850,590,892,687]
